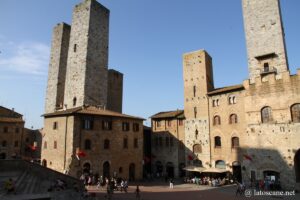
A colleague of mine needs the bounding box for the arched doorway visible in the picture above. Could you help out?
[155,161,163,177]
[83,162,91,175]
[294,149,300,183]
[166,162,174,178]
[232,161,242,183]
[129,163,135,181]
[0,152,6,159]
[215,160,226,169]
[263,170,280,182]
[42,159,47,167]
[103,161,110,179]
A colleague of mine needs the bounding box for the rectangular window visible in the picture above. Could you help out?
[194,107,197,118]
[193,85,196,97]
[179,119,183,126]
[74,44,77,52]
[82,118,94,130]
[134,138,138,148]
[102,120,112,130]
[133,123,139,132]
[123,138,128,149]
[54,141,57,149]
[53,122,58,130]
[122,122,130,131]
[167,120,172,127]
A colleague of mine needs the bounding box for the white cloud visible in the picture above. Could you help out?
[0,41,50,76]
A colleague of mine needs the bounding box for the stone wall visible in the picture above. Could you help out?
[45,23,70,113]
[107,69,123,113]
[242,0,288,82]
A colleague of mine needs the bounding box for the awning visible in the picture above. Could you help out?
[183,166,206,172]
[202,168,228,173]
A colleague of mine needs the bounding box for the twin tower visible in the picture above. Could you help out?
[45,0,123,114]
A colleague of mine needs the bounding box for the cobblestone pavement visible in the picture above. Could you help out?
[86,181,298,200]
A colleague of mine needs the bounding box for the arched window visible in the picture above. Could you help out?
[213,115,221,125]
[229,114,238,124]
[291,104,300,123]
[229,96,237,104]
[214,136,221,148]
[193,159,202,167]
[193,144,202,153]
[261,106,272,123]
[231,137,239,148]
[195,129,198,139]
[85,139,91,150]
[215,160,226,169]
[104,139,110,149]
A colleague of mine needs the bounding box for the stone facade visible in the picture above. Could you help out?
[41,106,144,180]
[242,0,288,83]
[150,110,185,178]
[107,69,123,113]
[0,106,24,159]
[179,0,300,190]
[45,0,122,114]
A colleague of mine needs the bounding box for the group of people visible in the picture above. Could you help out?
[254,178,281,191]
[184,176,228,187]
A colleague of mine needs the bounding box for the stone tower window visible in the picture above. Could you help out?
[193,85,196,97]
[73,97,77,106]
[213,115,221,125]
[291,104,300,123]
[53,122,58,130]
[214,136,221,148]
[104,139,110,149]
[263,63,269,72]
[261,106,273,123]
[231,137,239,148]
[74,44,77,52]
[84,139,91,150]
[195,129,198,139]
[54,141,57,149]
[229,114,238,124]
[44,141,47,149]
[194,107,197,118]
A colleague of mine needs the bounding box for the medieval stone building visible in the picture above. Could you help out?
[151,0,299,190]
[42,0,143,180]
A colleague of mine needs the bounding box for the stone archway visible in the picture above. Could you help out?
[42,159,47,167]
[295,149,300,183]
[129,163,135,181]
[103,161,110,179]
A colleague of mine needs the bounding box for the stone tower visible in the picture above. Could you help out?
[242,0,289,83]
[64,0,109,109]
[183,50,214,167]
[107,69,123,113]
[45,23,70,113]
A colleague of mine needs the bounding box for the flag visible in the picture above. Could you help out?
[77,150,86,157]
[243,154,252,161]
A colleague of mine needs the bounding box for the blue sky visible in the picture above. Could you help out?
[0,0,299,129]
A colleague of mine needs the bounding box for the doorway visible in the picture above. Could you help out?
[103,161,110,179]
[232,161,242,183]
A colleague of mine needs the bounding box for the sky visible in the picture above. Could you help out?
[0,0,299,129]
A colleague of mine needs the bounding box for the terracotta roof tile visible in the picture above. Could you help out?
[207,84,244,95]
[151,110,184,119]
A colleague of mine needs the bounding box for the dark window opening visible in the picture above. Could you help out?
[214,136,221,148]
[102,120,112,130]
[73,97,77,106]
[264,63,269,72]
[74,44,77,52]
[85,139,91,150]
[82,118,94,130]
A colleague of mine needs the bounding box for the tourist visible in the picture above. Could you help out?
[135,185,141,200]
[169,178,174,189]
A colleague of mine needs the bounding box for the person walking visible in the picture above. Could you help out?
[169,178,174,189]
[135,185,141,200]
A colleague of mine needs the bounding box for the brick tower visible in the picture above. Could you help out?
[242,0,289,83]
[183,50,214,168]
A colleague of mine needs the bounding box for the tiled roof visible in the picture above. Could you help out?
[0,106,23,118]
[207,84,244,95]
[43,106,144,120]
[151,110,184,119]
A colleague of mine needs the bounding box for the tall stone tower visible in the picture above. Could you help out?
[242,0,289,82]
[64,0,109,109]
[45,23,70,113]
[183,50,214,167]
